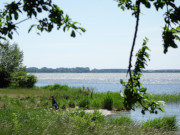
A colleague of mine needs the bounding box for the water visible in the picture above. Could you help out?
[109,103,180,127]
[33,73,180,94]
[32,73,180,126]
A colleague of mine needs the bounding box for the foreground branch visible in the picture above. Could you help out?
[128,2,140,80]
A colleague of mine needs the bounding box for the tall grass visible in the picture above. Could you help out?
[109,116,133,126]
[1,85,180,111]
[0,85,179,135]
[103,92,113,110]
[153,93,180,103]
[0,108,177,135]
[142,116,178,131]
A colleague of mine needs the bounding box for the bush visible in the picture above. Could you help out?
[0,68,11,88]
[92,110,105,122]
[142,116,178,131]
[68,101,75,108]
[79,97,90,109]
[61,104,66,110]
[103,92,113,110]
[10,71,37,88]
[42,84,69,91]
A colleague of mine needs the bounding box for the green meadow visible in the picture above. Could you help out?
[0,84,179,135]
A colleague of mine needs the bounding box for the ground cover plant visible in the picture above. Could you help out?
[0,102,178,135]
[0,84,179,134]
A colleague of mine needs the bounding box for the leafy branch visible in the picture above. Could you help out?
[115,0,180,114]
[0,0,86,40]
[120,38,165,114]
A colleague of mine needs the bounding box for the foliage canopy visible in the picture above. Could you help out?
[0,0,85,40]
[0,41,37,88]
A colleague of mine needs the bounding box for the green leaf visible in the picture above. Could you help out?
[121,6,125,11]
[176,26,180,31]
[14,12,18,20]
[175,35,180,41]
[28,24,36,33]
[71,30,76,37]
[8,33,13,39]
[37,8,42,13]
[79,27,86,32]
[158,107,165,112]
[139,88,146,92]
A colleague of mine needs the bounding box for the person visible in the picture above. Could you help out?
[51,96,58,110]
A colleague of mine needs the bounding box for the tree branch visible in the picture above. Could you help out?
[14,18,30,25]
[128,1,140,80]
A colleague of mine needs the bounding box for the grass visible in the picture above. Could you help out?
[153,93,180,103]
[0,84,126,110]
[0,84,180,111]
[0,84,179,134]
[0,108,177,135]
[142,116,178,131]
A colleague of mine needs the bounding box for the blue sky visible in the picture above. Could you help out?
[1,0,180,69]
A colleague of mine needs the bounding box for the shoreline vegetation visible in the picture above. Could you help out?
[26,67,180,73]
[0,84,180,134]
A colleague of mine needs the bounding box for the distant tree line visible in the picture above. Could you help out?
[26,67,180,73]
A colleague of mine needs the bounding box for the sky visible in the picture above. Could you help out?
[1,0,180,69]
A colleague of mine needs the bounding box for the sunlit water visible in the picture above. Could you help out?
[33,73,180,94]
[32,73,180,126]
[108,103,180,127]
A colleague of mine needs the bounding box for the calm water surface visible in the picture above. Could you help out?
[109,103,180,127]
[33,73,180,94]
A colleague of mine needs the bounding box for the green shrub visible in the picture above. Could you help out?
[68,101,75,108]
[142,116,178,131]
[79,97,90,109]
[103,92,113,110]
[0,68,11,88]
[10,71,37,88]
[42,84,69,91]
[92,110,105,122]
[61,104,66,110]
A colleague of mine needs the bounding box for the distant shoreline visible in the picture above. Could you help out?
[27,67,180,73]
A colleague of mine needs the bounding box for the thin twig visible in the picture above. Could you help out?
[14,18,30,25]
[128,1,140,81]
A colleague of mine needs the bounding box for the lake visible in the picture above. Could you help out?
[32,73,180,127]
[33,73,180,94]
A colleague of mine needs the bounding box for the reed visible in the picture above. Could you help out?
[142,116,178,131]
[153,93,180,103]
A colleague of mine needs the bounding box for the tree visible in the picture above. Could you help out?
[0,41,23,72]
[0,41,23,87]
[116,0,180,114]
[0,0,85,40]
[0,41,37,88]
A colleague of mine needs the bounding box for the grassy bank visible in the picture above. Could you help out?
[0,84,180,111]
[0,84,179,134]
[0,107,178,135]
[0,85,125,111]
